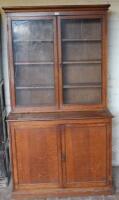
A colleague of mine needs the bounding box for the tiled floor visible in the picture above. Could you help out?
[0,167,119,200]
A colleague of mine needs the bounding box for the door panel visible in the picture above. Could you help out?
[12,123,62,188]
[64,124,107,187]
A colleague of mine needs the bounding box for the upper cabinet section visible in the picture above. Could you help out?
[3,5,110,113]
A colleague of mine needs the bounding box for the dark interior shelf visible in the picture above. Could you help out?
[15,62,54,65]
[15,61,101,65]
[63,83,102,89]
[62,60,101,64]
[16,86,54,90]
[62,39,101,42]
[13,40,53,42]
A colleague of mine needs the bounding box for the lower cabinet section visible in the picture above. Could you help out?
[8,118,112,198]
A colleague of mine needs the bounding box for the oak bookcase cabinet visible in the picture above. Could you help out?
[3,4,112,198]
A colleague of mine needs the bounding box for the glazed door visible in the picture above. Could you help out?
[63,124,108,187]
[9,15,107,112]
[10,16,58,111]
[11,122,62,189]
[58,16,105,110]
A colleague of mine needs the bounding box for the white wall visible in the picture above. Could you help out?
[0,0,119,166]
[107,1,119,166]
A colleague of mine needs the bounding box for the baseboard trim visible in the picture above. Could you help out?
[12,185,113,200]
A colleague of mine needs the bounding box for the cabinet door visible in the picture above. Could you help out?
[64,124,109,187]
[10,16,58,111]
[58,16,105,110]
[11,123,62,189]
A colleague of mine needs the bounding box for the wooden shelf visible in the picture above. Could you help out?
[62,39,101,42]
[13,40,53,42]
[63,60,101,64]
[15,61,101,65]
[63,83,102,89]
[16,86,54,90]
[15,62,54,65]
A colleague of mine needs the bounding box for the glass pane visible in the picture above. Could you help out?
[61,18,102,105]
[61,19,101,40]
[63,64,101,85]
[13,42,53,63]
[15,64,54,87]
[63,88,101,104]
[12,19,55,107]
[16,88,54,106]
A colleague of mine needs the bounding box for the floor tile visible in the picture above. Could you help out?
[103,195,116,200]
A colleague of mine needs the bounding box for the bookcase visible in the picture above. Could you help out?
[3,5,113,198]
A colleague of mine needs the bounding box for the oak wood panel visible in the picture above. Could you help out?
[3,4,110,13]
[8,110,113,121]
[11,186,113,200]
[64,124,108,187]
[11,124,62,188]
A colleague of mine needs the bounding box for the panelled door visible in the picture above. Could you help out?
[11,122,62,189]
[63,124,108,187]
[10,121,110,189]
